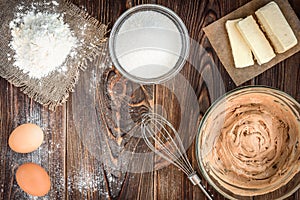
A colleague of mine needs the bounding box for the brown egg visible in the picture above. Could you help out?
[16,163,51,197]
[9,123,44,153]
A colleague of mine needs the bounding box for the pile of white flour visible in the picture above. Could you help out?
[9,11,78,79]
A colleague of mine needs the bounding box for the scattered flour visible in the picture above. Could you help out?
[9,11,78,79]
[67,167,106,198]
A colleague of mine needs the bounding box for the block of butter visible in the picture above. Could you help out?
[255,1,298,53]
[226,19,254,68]
[237,15,275,65]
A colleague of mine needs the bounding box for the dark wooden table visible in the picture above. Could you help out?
[1,0,300,199]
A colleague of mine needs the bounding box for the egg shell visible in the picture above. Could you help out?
[8,123,44,153]
[16,163,51,197]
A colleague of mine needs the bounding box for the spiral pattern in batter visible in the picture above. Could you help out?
[202,91,300,196]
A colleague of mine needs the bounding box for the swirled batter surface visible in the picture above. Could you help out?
[202,92,300,196]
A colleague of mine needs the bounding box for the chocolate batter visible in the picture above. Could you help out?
[201,90,300,196]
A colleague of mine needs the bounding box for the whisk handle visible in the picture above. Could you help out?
[188,172,213,200]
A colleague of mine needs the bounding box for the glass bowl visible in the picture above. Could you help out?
[196,86,300,199]
[109,4,190,84]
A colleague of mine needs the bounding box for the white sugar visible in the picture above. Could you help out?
[114,11,182,79]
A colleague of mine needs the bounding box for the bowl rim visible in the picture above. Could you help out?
[108,4,190,84]
[195,85,300,200]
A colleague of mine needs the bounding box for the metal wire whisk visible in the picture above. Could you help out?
[141,112,213,200]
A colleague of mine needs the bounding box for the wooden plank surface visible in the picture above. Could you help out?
[0,0,300,200]
[0,78,66,199]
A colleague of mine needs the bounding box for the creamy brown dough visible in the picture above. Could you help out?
[202,92,300,196]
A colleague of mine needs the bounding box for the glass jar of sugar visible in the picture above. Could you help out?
[109,4,190,84]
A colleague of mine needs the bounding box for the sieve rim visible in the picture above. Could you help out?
[108,4,190,84]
